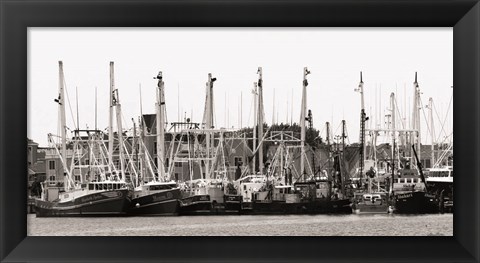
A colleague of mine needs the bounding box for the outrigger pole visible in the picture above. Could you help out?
[300,67,310,181]
[55,61,70,191]
[257,67,264,174]
[355,71,366,189]
[155,71,166,181]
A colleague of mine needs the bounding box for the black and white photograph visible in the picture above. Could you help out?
[27,28,453,236]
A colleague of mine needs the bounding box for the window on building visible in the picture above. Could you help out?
[153,141,157,154]
[85,159,90,165]
[114,160,120,169]
[175,173,179,181]
[49,175,56,185]
[234,157,243,166]
[423,159,431,168]
[74,169,81,182]
[49,160,55,170]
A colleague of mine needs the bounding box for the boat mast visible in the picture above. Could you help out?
[341,120,347,196]
[139,86,145,184]
[390,92,396,195]
[272,88,275,125]
[252,82,258,173]
[110,62,125,182]
[56,61,69,191]
[326,121,331,178]
[205,73,216,180]
[355,72,366,188]
[257,67,264,174]
[428,97,435,168]
[108,62,115,175]
[412,72,421,165]
[300,67,310,181]
[155,71,166,181]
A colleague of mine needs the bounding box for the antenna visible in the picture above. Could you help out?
[95,86,98,131]
[75,86,79,130]
[177,83,180,122]
[240,91,243,128]
[272,88,276,124]
[139,84,144,127]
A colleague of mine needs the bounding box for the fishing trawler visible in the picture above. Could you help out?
[35,180,132,217]
[235,174,267,212]
[35,61,132,217]
[179,179,214,215]
[246,67,351,215]
[351,73,390,214]
[426,166,453,213]
[393,146,439,214]
[392,75,440,214]
[426,140,453,213]
[129,181,180,216]
[128,71,181,216]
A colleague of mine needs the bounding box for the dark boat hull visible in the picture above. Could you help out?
[128,188,181,216]
[353,203,389,214]
[394,191,439,214]
[223,195,242,214]
[35,189,131,217]
[179,195,213,215]
[248,199,352,215]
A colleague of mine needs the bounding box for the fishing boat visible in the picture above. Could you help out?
[352,191,389,214]
[393,147,439,214]
[129,181,180,216]
[351,72,390,214]
[248,67,351,215]
[35,61,132,217]
[235,174,268,212]
[223,181,243,214]
[426,166,453,213]
[35,180,131,217]
[179,180,213,215]
[128,71,181,216]
[426,140,453,213]
[392,76,440,214]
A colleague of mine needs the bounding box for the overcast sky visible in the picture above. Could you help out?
[28,28,453,147]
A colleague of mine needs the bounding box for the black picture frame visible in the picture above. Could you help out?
[1,0,479,262]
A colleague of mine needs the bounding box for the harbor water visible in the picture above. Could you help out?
[27,213,452,236]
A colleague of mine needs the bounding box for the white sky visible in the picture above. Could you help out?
[28,28,453,147]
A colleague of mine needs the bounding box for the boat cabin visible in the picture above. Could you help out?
[393,168,426,192]
[294,181,317,201]
[354,192,387,205]
[234,175,267,203]
[88,182,128,191]
[427,167,453,183]
[272,185,293,202]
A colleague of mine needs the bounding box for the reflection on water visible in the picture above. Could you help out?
[27,214,452,236]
